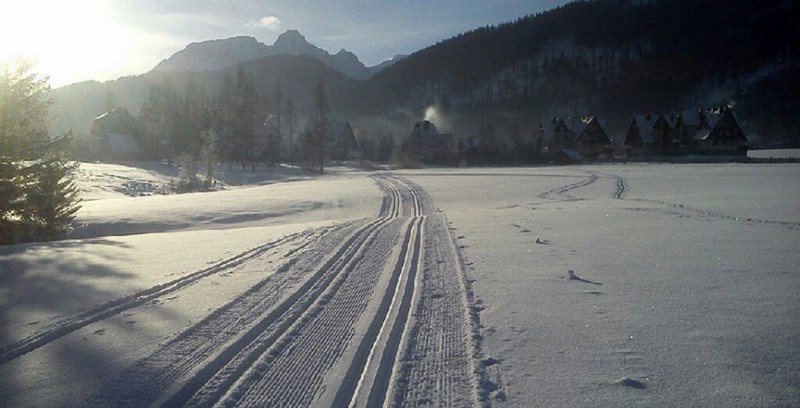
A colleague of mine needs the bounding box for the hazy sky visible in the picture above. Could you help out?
[1,0,569,87]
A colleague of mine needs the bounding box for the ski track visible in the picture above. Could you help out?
[0,229,319,364]
[80,175,484,408]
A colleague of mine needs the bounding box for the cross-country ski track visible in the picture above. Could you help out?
[1,175,490,407]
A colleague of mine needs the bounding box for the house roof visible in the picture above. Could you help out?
[407,120,453,147]
[633,114,656,143]
[540,119,560,142]
[680,109,703,126]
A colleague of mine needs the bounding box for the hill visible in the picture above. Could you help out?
[51,0,800,149]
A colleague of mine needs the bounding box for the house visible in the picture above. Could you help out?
[538,117,576,156]
[569,116,614,159]
[91,108,142,160]
[326,121,361,160]
[400,120,457,164]
[691,106,748,154]
[625,113,677,156]
[624,113,655,156]
[673,108,706,152]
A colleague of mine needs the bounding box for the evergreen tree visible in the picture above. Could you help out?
[286,95,296,163]
[0,61,81,244]
[232,66,259,170]
[273,80,284,139]
[305,79,328,173]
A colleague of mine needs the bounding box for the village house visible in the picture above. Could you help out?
[400,120,457,164]
[91,108,142,161]
[538,117,576,155]
[624,107,746,156]
[624,113,676,156]
[568,116,614,159]
[326,121,361,161]
[690,106,748,154]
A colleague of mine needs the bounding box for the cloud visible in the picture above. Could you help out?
[250,15,281,31]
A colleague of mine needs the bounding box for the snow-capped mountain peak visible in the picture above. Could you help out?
[153,30,370,80]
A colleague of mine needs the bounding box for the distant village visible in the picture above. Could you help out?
[91,104,748,167]
[398,105,748,165]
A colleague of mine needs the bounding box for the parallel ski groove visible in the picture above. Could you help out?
[389,179,480,408]
[183,216,401,407]
[82,223,358,408]
[0,230,310,364]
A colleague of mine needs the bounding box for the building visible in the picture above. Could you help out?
[400,120,457,164]
[691,106,748,154]
[625,113,677,156]
[538,117,576,154]
[624,107,746,156]
[569,116,614,159]
[326,121,361,160]
[91,108,142,160]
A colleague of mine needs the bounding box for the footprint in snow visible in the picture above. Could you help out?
[613,377,646,389]
[567,269,602,285]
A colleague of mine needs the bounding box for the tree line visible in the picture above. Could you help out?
[134,66,333,187]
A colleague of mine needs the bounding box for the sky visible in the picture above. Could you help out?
[1,0,570,88]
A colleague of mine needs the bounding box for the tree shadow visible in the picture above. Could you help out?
[0,239,188,407]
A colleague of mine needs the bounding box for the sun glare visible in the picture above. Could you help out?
[1,1,133,86]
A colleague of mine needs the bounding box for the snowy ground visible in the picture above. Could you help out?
[399,163,800,407]
[1,162,798,407]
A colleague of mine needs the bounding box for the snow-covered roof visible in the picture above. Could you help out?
[705,110,722,132]
[681,109,703,126]
[633,114,656,143]
[408,120,452,147]
[692,129,711,141]
[540,119,560,142]
[566,117,590,135]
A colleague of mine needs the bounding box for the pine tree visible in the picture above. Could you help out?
[286,95,296,163]
[0,61,81,244]
[308,79,328,173]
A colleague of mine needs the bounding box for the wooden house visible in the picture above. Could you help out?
[538,117,576,154]
[569,116,614,159]
[691,106,748,154]
[401,120,457,164]
[326,121,361,160]
[91,108,142,160]
[624,113,655,156]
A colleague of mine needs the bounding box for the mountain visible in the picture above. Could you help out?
[153,30,370,80]
[52,0,799,149]
[357,0,799,144]
[367,55,409,76]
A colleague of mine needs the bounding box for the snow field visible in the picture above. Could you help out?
[401,164,800,407]
[10,173,483,408]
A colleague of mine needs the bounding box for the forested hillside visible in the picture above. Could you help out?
[360,0,799,143]
[51,0,800,151]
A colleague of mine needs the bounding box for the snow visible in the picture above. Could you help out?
[398,164,800,407]
[2,162,799,407]
[748,149,800,159]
